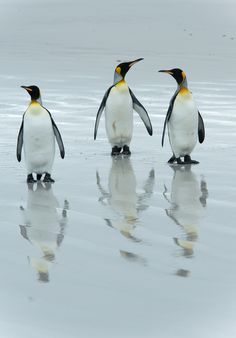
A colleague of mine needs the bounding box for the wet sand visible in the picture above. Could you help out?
[0,1,236,337]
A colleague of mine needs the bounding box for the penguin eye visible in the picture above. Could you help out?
[116,67,121,74]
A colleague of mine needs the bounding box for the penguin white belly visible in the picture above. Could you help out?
[23,103,55,174]
[168,90,198,158]
[105,82,133,147]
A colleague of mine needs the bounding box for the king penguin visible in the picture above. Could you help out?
[16,85,65,183]
[94,58,153,156]
[159,68,205,164]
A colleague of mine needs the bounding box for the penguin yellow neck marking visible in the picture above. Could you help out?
[115,79,126,87]
[179,87,190,96]
[115,80,129,93]
[30,100,41,106]
[27,100,44,115]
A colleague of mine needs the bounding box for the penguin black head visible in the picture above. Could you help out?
[159,68,187,85]
[21,85,41,101]
[114,58,143,84]
[115,58,143,78]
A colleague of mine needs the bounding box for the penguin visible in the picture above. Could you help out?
[94,58,153,156]
[159,68,205,164]
[16,85,65,183]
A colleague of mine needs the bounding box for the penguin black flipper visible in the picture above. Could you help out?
[46,110,65,159]
[16,118,24,162]
[161,91,179,146]
[94,85,114,140]
[198,111,205,143]
[52,118,65,158]
[129,88,153,135]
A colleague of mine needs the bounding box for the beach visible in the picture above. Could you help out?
[0,0,236,337]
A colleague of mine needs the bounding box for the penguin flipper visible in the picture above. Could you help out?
[129,89,152,135]
[198,111,205,143]
[161,91,179,146]
[16,119,24,162]
[47,110,65,158]
[161,113,169,147]
[94,85,113,140]
[52,119,65,158]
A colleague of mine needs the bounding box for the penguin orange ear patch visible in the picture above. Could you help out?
[116,66,121,74]
[182,71,186,79]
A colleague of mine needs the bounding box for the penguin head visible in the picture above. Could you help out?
[114,58,143,84]
[159,68,187,86]
[21,85,42,103]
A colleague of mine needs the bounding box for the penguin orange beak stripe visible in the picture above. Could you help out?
[21,86,32,92]
[128,58,144,68]
[159,70,173,75]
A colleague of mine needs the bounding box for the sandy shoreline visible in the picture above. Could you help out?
[0,0,236,337]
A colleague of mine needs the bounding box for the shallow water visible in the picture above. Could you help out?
[0,1,236,338]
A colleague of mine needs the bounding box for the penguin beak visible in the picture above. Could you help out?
[159,70,173,75]
[21,86,32,92]
[128,58,144,68]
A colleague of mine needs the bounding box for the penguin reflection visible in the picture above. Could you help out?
[164,165,208,261]
[19,182,69,283]
[96,157,155,243]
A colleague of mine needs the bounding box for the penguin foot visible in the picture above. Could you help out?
[168,155,176,163]
[122,145,131,156]
[184,155,199,164]
[43,173,55,183]
[176,157,184,165]
[27,174,36,183]
[37,174,42,181]
[111,146,122,156]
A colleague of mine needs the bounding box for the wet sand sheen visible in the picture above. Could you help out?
[0,77,235,338]
[0,0,236,337]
